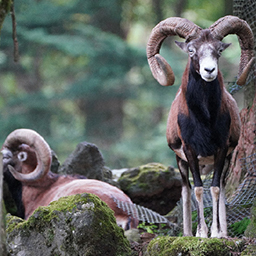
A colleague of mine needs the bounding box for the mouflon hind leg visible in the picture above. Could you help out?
[218,156,230,238]
[184,145,208,238]
[177,156,193,236]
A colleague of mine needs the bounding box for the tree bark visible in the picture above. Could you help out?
[0,1,13,254]
[152,0,164,23]
[226,0,256,197]
[174,0,187,17]
[0,0,11,31]
[78,97,124,146]
[0,153,7,255]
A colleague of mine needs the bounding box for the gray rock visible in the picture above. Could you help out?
[124,229,141,243]
[6,193,131,256]
[58,142,105,180]
[118,163,182,215]
[50,150,60,174]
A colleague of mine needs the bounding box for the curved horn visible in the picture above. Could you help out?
[209,15,255,86]
[3,129,51,182]
[147,17,202,86]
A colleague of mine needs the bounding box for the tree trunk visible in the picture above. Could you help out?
[152,0,164,23]
[226,0,256,197]
[174,0,187,17]
[78,97,124,147]
[0,1,14,254]
[0,153,7,256]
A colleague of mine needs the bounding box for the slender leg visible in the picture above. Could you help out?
[211,147,228,238]
[195,186,208,237]
[176,156,192,236]
[218,157,230,237]
[210,186,220,237]
[183,145,208,238]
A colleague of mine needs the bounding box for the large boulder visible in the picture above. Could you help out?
[56,142,118,186]
[6,193,131,256]
[58,142,105,180]
[118,163,182,215]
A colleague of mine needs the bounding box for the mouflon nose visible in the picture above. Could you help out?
[204,67,215,73]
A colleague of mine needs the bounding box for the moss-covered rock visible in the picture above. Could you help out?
[144,236,243,256]
[6,193,131,256]
[118,163,181,215]
[241,244,256,256]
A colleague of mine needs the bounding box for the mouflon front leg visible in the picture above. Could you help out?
[177,156,193,236]
[210,147,228,238]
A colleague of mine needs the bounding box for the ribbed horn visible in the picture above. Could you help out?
[3,129,51,182]
[147,17,202,86]
[209,15,255,86]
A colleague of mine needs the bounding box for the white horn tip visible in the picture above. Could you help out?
[236,57,255,86]
[153,54,175,86]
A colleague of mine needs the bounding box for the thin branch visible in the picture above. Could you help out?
[11,1,19,62]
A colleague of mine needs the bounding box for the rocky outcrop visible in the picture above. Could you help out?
[58,142,105,180]
[6,193,131,256]
[118,163,182,215]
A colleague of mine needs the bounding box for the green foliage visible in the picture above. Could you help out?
[0,0,238,168]
[138,222,158,234]
[230,217,250,237]
[138,222,170,236]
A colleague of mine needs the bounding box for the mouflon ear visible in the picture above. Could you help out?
[220,42,231,52]
[175,41,187,52]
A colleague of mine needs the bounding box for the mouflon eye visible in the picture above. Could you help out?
[188,47,196,57]
[18,152,28,162]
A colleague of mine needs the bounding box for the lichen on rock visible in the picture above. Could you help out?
[6,193,131,256]
[118,163,181,214]
[144,236,243,256]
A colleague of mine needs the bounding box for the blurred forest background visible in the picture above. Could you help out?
[0,0,241,169]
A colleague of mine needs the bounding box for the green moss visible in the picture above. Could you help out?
[7,194,90,233]
[145,236,242,256]
[45,228,55,247]
[5,214,24,233]
[119,163,175,195]
[6,193,132,256]
[241,244,256,256]
[146,236,177,255]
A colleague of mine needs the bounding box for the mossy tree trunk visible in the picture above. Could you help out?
[226,0,256,196]
[0,153,7,255]
[0,1,12,255]
[0,0,11,29]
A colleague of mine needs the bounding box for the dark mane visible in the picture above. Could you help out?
[178,69,231,156]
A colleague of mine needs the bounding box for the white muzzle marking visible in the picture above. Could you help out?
[199,55,218,82]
